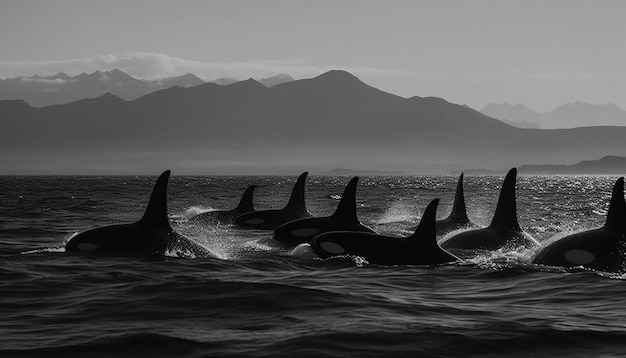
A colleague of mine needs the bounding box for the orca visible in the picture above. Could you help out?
[440,168,539,252]
[65,171,208,257]
[273,177,376,247]
[190,185,257,225]
[234,172,313,230]
[312,199,459,265]
[532,177,626,273]
[436,173,478,236]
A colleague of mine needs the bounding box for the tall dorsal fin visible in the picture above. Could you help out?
[488,168,521,231]
[331,177,359,222]
[139,170,172,230]
[409,199,439,245]
[446,173,469,222]
[235,185,256,213]
[284,172,309,213]
[604,177,626,233]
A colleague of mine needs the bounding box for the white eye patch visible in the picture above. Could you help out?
[564,249,596,265]
[319,241,345,255]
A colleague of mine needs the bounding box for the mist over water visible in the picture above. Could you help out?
[2,174,626,357]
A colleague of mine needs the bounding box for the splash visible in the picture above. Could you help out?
[173,224,236,260]
[598,271,626,280]
[438,227,473,242]
[182,206,215,219]
[291,243,317,260]
[372,201,419,225]
[458,244,539,271]
[353,255,369,267]
[175,217,293,261]
[21,246,66,254]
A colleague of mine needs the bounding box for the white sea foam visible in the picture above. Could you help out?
[182,206,215,219]
[372,201,419,225]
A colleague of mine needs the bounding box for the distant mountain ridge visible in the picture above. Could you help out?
[519,155,626,174]
[480,103,543,128]
[481,102,626,129]
[1,69,626,175]
[0,70,294,107]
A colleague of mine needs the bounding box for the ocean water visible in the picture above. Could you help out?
[1,174,626,357]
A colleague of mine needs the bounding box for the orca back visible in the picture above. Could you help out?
[604,177,626,233]
[331,176,359,223]
[532,177,626,273]
[138,170,172,231]
[447,173,470,223]
[488,168,521,232]
[312,199,458,265]
[66,170,175,255]
[409,198,439,245]
[235,172,311,230]
[235,185,257,214]
[284,172,310,215]
[436,173,475,235]
[440,168,538,252]
[273,176,374,246]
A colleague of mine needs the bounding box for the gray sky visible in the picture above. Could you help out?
[0,0,624,111]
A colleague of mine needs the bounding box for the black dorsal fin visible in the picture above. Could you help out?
[284,172,309,213]
[235,185,256,213]
[489,168,521,231]
[604,177,626,233]
[139,170,172,230]
[410,199,439,245]
[446,173,469,222]
[331,177,359,222]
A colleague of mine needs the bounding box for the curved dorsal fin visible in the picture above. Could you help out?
[409,199,439,245]
[284,172,309,213]
[446,173,469,222]
[139,170,172,230]
[488,168,521,231]
[331,177,359,222]
[604,177,626,233]
[235,185,256,213]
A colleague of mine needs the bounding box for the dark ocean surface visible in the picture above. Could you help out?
[1,174,626,357]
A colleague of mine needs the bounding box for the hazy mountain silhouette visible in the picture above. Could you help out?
[545,102,626,128]
[212,77,240,86]
[519,155,626,174]
[2,70,626,174]
[258,74,294,87]
[481,102,626,129]
[154,73,205,88]
[480,103,542,128]
[213,74,293,88]
[0,70,295,107]
[0,69,204,107]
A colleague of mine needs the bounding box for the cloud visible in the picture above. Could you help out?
[20,77,68,84]
[0,53,411,80]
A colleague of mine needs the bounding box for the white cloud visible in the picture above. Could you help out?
[20,77,68,84]
[0,53,411,80]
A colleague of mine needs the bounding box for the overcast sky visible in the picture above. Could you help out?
[1,0,624,112]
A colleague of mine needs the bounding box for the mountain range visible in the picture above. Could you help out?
[1,70,626,175]
[518,155,626,175]
[481,102,626,129]
[0,70,294,107]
